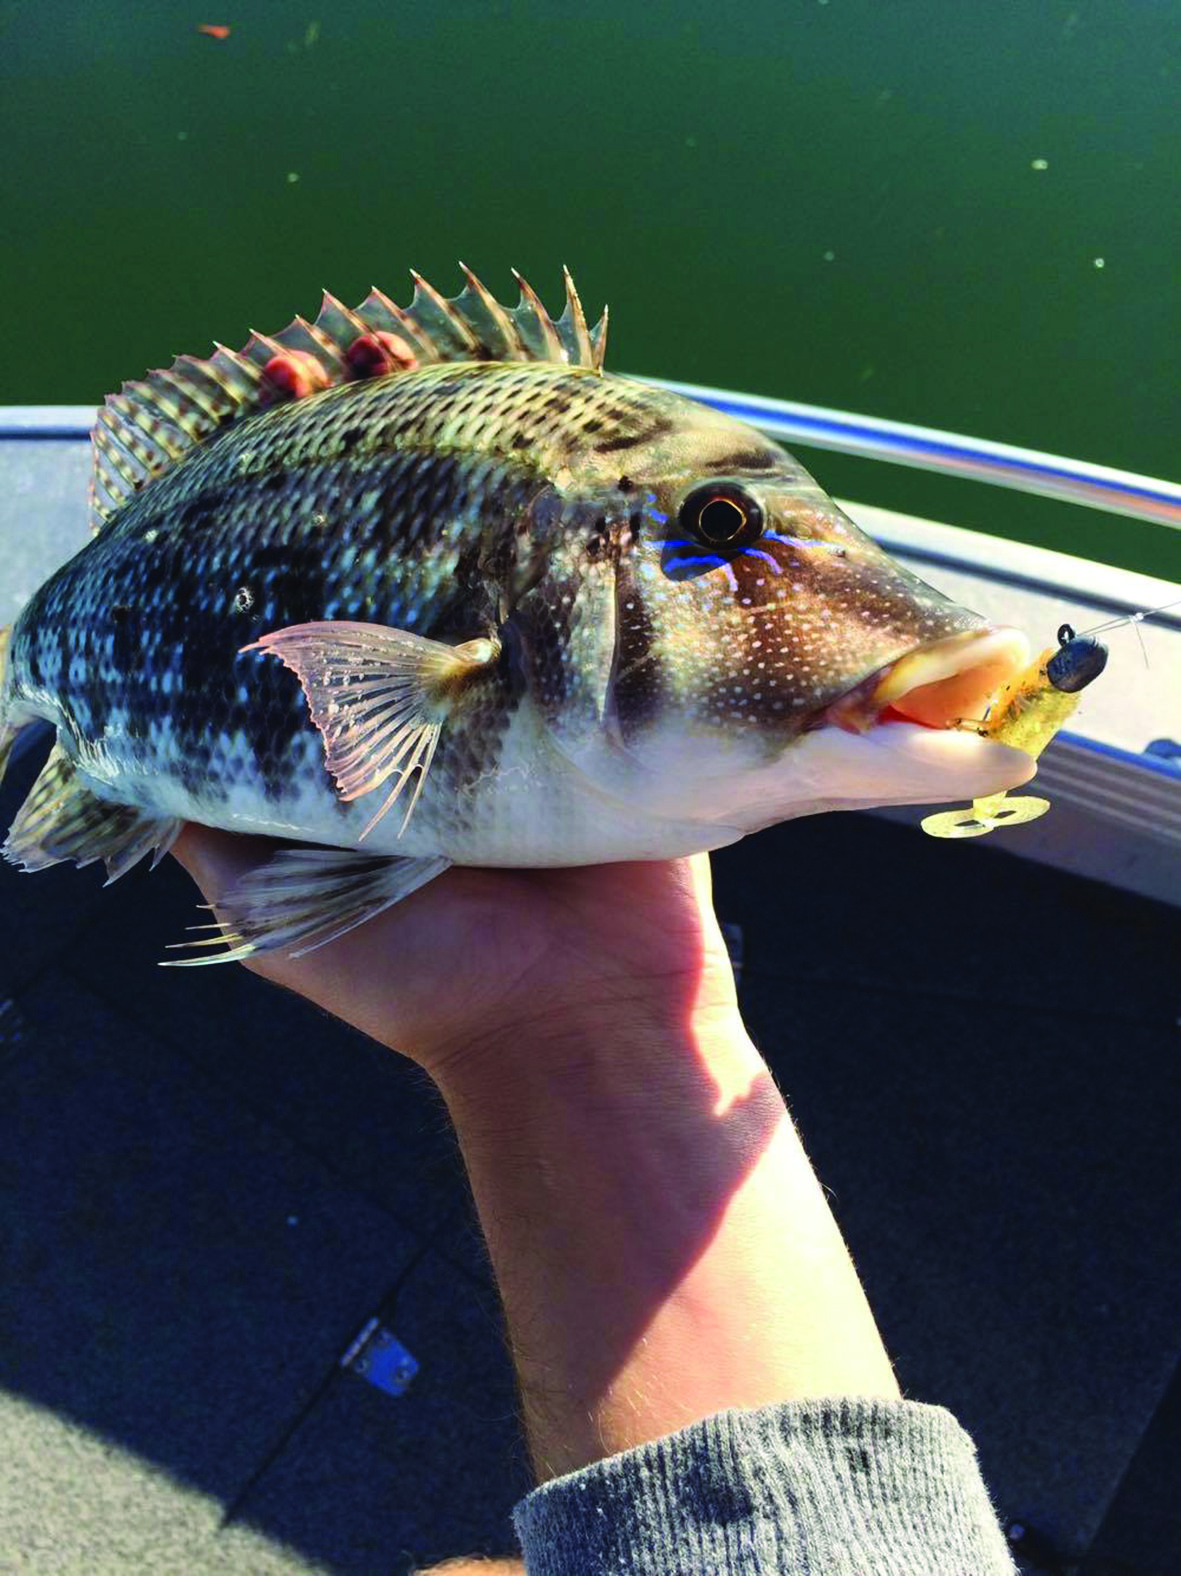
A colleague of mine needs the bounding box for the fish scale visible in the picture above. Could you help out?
[19,392,543,802]
[0,268,1036,963]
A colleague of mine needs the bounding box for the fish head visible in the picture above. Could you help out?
[527,386,1034,830]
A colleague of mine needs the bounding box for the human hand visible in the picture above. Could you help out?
[171,827,740,1083]
[173,825,900,1479]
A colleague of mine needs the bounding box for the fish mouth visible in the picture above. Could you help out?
[824,626,1032,735]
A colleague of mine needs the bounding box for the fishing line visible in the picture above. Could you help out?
[1059,589,1179,668]
[1131,617,1150,669]
[1073,594,1181,638]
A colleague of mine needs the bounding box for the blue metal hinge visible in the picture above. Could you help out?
[1145,737,1181,769]
[340,1317,419,1398]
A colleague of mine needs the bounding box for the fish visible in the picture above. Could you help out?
[0,265,1036,964]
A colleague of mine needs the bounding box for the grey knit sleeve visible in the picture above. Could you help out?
[512,1397,1018,1574]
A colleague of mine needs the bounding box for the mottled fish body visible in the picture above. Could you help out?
[0,269,1034,961]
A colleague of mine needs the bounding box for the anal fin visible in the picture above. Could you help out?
[2,741,181,884]
[163,846,450,966]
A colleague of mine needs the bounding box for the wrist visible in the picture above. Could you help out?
[431,968,751,1134]
[435,989,900,1479]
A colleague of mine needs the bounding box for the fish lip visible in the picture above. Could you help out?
[856,719,1038,798]
[823,626,1032,735]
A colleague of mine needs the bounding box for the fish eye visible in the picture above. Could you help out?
[679,484,763,549]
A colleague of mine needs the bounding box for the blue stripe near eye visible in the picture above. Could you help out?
[739,548,782,573]
[763,530,838,551]
[663,556,739,591]
[666,554,727,574]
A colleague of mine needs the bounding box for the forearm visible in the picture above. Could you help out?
[435,1000,899,1482]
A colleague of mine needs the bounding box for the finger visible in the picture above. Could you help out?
[171,823,281,900]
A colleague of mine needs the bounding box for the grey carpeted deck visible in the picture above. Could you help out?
[0,429,1177,1573]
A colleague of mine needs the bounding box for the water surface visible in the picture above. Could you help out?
[1,0,1176,577]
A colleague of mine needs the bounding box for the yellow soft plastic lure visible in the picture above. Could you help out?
[921,630,1108,839]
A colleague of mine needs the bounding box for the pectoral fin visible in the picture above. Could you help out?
[242,621,498,839]
[2,739,181,883]
[164,846,451,966]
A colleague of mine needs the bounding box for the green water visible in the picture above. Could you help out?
[1,0,1176,579]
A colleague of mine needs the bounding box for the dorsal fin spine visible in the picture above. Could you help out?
[172,356,234,421]
[93,424,141,489]
[319,291,368,338]
[107,394,175,472]
[192,355,253,412]
[210,343,265,398]
[458,263,521,358]
[294,314,349,374]
[242,331,288,369]
[511,269,563,360]
[358,288,436,361]
[88,267,608,536]
[409,270,480,355]
[141,369,204,433]
[591,304,609,374]
[560,266,592,367]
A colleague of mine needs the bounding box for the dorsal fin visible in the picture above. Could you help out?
[88,265,608,536]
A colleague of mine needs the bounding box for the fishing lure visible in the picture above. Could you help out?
[921,627,1109,839]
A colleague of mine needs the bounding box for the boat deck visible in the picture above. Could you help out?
[0,426,1178,1574]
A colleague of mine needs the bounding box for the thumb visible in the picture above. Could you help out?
[170,823,281,902]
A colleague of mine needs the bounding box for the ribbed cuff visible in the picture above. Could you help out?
[513,1397,1017,1574]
